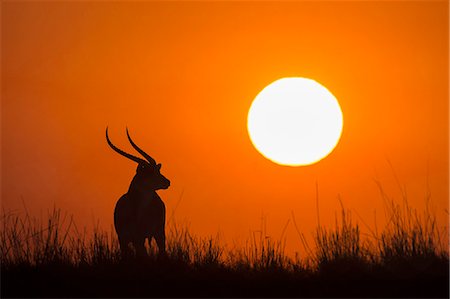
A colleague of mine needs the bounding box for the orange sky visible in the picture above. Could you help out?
[2,1,448,254]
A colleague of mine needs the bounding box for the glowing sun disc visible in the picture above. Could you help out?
[247,77,343,166]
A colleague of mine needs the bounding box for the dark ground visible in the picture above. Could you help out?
[2,260,449,298]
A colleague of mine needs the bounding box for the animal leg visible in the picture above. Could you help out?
[118,237,131,260]
[133,238,147,258]
[146,235,154,254]
[155,231,166,255]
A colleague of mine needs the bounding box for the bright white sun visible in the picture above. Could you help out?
[247,77,343,166]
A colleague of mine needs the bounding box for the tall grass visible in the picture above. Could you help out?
[0,209,227,269]
[0,207,76,267]
[302,184,448,279]
[376,181,446,260]
[231,218,291,271]
[165,221,223,267]
[313,206,372,277]
[1,192,448,277]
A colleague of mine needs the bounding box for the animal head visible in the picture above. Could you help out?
[106,127,171,191]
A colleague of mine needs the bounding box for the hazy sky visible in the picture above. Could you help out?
[2,1,448,254]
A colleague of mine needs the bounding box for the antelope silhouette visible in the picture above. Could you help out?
[106,128,170,258]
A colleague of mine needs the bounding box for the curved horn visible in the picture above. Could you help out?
[106,127,147,164]
[126,127,157,166]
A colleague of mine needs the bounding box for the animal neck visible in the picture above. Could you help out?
[128,176,156,197]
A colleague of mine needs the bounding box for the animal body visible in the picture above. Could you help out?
[106,128,170,257]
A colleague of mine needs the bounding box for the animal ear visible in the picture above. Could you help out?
[157,163,162,170]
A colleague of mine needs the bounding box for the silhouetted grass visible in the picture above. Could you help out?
[1,191,448,298]
[313,206,373,279]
